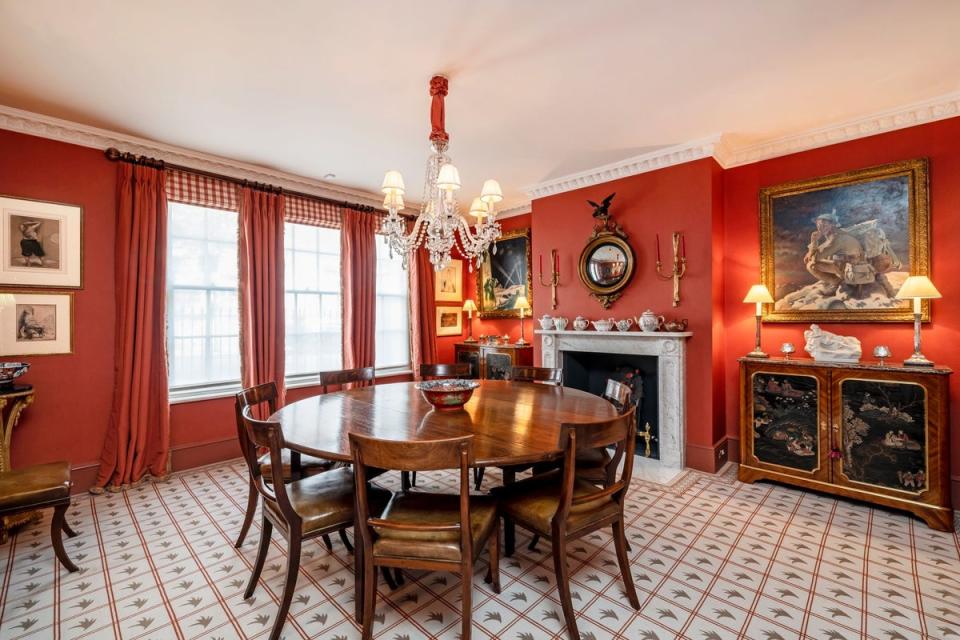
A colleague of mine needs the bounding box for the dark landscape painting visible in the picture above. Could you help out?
[750,373,819,472]
[840,379,927,492]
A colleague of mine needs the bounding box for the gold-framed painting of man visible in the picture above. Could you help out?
[760,158,930,323]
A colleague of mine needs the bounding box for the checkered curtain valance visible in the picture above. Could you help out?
[165,169,239,211]
[285,195,341,229]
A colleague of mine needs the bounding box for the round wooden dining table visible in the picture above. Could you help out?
[270,379,618,467]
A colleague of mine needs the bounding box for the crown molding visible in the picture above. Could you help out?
[497,203,532,219]
[723,89,960,167]
[0,104,386,208]
[523,135,726,199]
[523,89,960,200]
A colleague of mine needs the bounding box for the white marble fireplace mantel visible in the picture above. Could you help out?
[536,329,692,484]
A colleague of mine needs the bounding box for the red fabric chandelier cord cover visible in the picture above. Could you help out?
[429,75,449,144]
[95,163,171,489]
[341,208,378,370]
[239,187,287,404]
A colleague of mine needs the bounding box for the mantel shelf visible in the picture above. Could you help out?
[534,329,693,338]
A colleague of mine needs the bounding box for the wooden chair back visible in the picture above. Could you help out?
[318,366,376,393]
[420,362,472,379]
[234,382,280,475]
[350,433,475,558]
[510,366,562,385]
[555,406,637,526]
[603,379,632,414]
[240,406,299,525]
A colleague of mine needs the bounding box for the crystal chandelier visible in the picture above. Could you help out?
[380,75,503,271]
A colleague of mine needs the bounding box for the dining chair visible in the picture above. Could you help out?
[233,382,335,548]
[241,406,391,640]
[318,366,375,393]
[496,406,640,640]
[472,365,563,490]
[404,362,473,490]
[509,365,562,385]
[526,377,634,551]
[419,362,472,379]
[0,462,79,573]
[351,432,500,640]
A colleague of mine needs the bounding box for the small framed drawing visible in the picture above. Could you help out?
[0,291,74,356]
[435,259,463,302]
[0,195,83,288]
[436,305,463,337]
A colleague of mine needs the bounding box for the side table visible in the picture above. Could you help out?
[0,385,37,542]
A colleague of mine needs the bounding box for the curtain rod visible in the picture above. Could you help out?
[104,147,416,218]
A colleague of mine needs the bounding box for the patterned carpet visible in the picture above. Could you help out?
[0,459,958,640]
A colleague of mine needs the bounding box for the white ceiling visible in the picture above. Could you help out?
[1,0,959,209]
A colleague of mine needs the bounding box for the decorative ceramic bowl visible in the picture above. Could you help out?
[873,345,892,365]
[780,342,796,359]
[0,362,29,387]
[416,379,481,411]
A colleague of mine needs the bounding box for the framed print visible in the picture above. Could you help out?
[0,291,74,356]
[760,159,930,323]
[0,195,83,288]
[476,228,532,319]
[435,258,463,302]
[436,305,463,337]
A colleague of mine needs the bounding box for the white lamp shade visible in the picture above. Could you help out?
[896,275,942,300]
[743,284,774,304]
[436,163,461,191]
[381,170,405,195]
[383,192,404,210]
[462,299,477,312]
[480,179,503,204]
[513,295,531,311]
[468,197,487,217]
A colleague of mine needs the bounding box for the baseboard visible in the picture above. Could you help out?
[70,462,100,495]
[170,437,240,472]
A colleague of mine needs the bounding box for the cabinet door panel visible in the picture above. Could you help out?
[743,363,830,482]
[833,374,932,498]
[484,352,513,380]
[455,348,480,379]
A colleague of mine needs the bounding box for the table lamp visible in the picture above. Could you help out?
[743,284,774,358]
[896,275,941,367]
[513,294,531,345]
[462,299,477,343]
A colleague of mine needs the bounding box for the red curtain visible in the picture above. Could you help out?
[341,208,377,369]
[95,163,170,490]
[239,187,286,404]
[410,247,438,378]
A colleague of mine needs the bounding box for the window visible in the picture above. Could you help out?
[167,202,241,389]
[375,238,410,370]
[284,223,342,376]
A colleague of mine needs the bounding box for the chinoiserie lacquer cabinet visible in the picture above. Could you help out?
[739,358,952,530]
[454,343,533,380]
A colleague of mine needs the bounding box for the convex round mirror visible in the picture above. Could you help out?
[578,234,635,308]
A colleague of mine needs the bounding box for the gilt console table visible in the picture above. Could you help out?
[739,357,952,530]
[0,384,37,541]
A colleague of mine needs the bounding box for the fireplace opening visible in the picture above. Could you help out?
[562,351,659,459]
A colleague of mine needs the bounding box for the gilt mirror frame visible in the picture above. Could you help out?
[578,221,635,309]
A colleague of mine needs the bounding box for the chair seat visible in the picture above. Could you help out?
[373,493,497,562]
[258,450,333,481]
[497,469,619,536]
[263,467,390,535]
[0,462,71,512]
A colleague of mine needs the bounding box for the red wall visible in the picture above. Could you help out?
[435,214,532,363]
[722,116,960,497]
[530,158,727,471]
[0,130,117,480]
[0,129,413,491]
